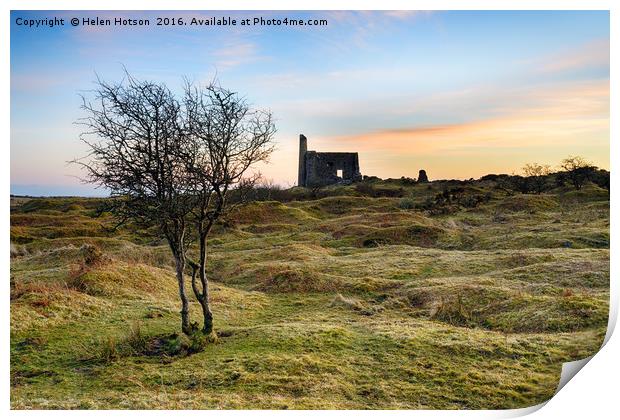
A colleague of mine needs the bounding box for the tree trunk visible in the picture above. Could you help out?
[174,254,192,335]
[198,235,214,334]
[200,294,214,334]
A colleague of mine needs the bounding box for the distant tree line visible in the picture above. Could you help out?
[484,156,609,194]
[244,155,608,204]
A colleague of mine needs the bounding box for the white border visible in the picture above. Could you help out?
[3,1,617,419]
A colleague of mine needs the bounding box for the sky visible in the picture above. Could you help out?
[10,10,610,196]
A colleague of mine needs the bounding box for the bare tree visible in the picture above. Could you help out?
[522,162,552,194]
[76,71,276,336]
[76,72,196,335]
[560,156,596,190]
[182,82,276,334]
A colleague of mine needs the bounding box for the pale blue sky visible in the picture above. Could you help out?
[11,10,609,196]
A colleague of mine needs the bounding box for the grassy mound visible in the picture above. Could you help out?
[292,196,399,217]
[559,185,610,203]
[230,201,315,225]
[252,265,340,293]
[242,223,300,234]
[16,197,106,214]
[11,286,110,333]
[68,262,178,298]
[495,195,558,213]
[359,224,448,248]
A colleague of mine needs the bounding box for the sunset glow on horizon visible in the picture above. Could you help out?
[11,10,609,195]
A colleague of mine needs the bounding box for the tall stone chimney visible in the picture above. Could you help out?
[298,134,307,187]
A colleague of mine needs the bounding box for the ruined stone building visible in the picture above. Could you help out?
[297,134,362,187]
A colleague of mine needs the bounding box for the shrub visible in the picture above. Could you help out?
[398,198,416,209]
[399,176,417,186]
[96,322,214,362]
[156,331,213,357]
[354,183,376,196]
[592,170,610,191]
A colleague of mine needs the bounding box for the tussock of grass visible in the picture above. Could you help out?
[16,197,106,214]
[230,201,315,225]
[329,293,378,316]
[11,213,109,242]
[10,242,28,258]
[329,293,364,311]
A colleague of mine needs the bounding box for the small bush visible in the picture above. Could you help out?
[355,183,405,198]
[398,198,416,209]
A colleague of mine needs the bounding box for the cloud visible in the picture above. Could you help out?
[323,10,431,22]
[302,11,434,53]
[539,39,609,74]
[250,78,609,185]
[380,11,433,20]
[211,42,262,69]
[299,80,609,175]
[253,65,415,93]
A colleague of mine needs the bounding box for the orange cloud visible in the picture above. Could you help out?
[254,79,609,184]
[293,80,610,180]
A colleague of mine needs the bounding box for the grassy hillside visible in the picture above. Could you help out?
[10,180,609,409]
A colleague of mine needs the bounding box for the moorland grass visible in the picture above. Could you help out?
[10,181,609,409]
